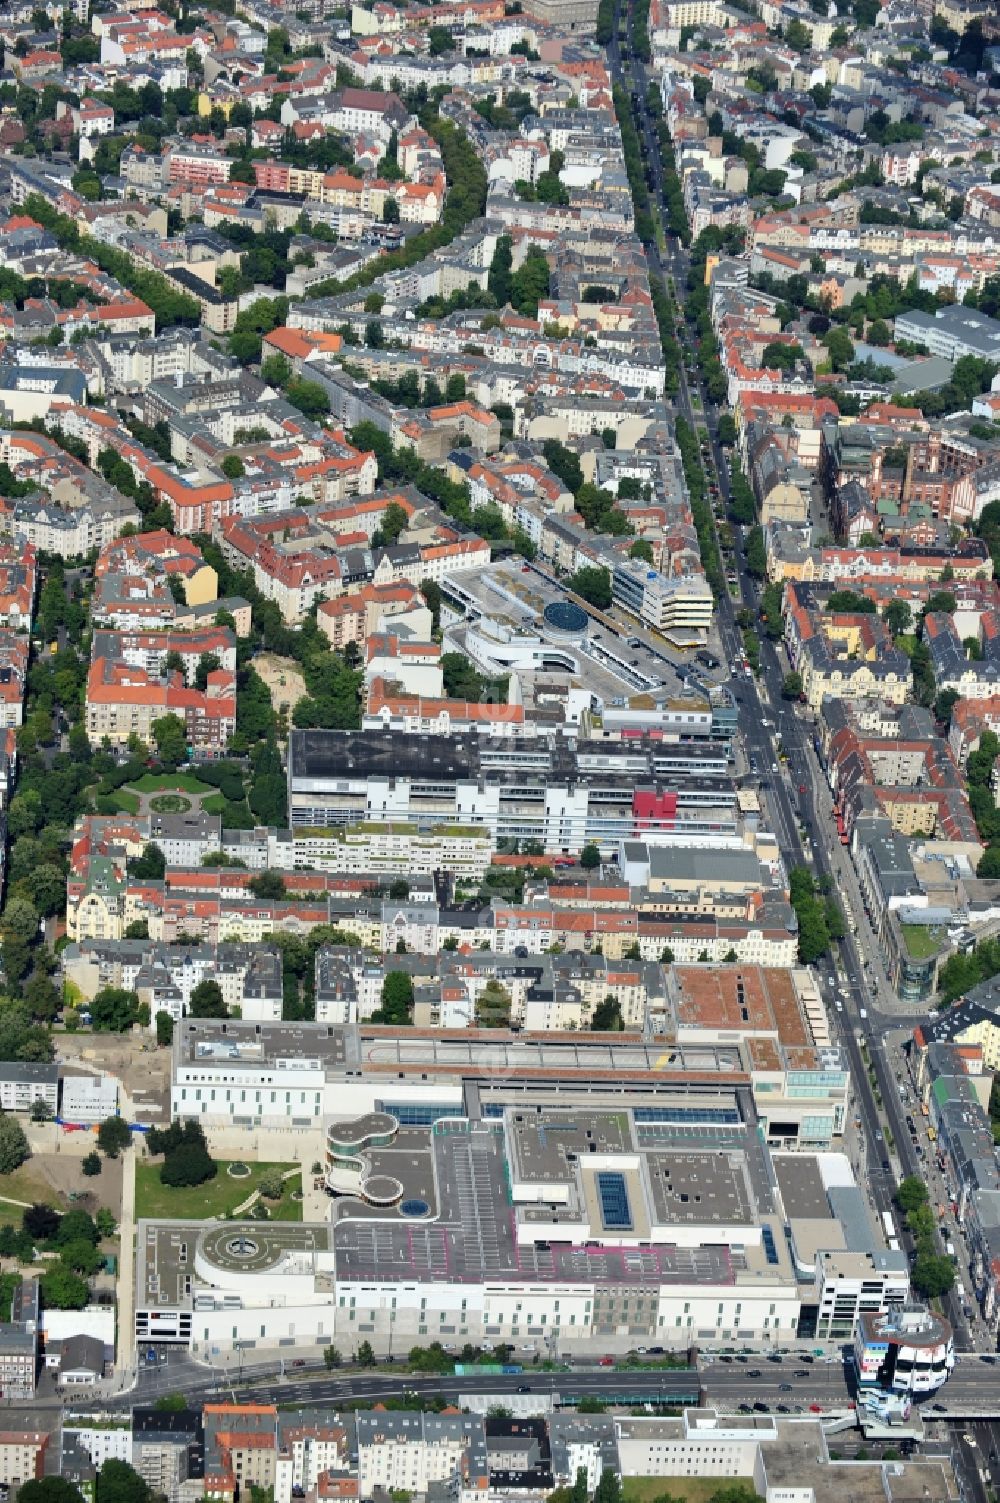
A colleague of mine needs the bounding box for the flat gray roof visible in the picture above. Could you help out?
[0,1061,59,1084]
[773,1156,831,1222]
[646,845,762,884]
[138,1220,331,1308]
[645,1149,754,1227]
[506,1108,634,1186]
[333,1122,739,1289]
[177,1019,347,1068]
[175,1021,743,1083]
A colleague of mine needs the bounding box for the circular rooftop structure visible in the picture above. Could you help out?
[194,1222,329,1288]
[362,1173,404,1207]
[543,599,589,641]
[327,1112,398,1156]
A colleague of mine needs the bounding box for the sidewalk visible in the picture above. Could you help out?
[115,1142,136,1384]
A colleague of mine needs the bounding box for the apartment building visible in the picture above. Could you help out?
[286,730,738,852]
[356,1414,485,1499]
[0,1062,58,1116]
[0,1432,48,1488]
[85,659,236,756]
[96,530,219,607]
[132,1408,205,1503]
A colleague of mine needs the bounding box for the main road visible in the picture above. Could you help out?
[606,0,974,1354]
[110,1348,1000,1417]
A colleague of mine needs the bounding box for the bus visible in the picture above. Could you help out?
[882,1210,900,1251]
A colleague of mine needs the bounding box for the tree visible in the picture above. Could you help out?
[160,1140,216,1188]
[594,1472,622,1503]
[155,1011,174,1046]
[96,1208,116,1239]
[357,1340,375,1366]
[896,1176,929,1215]
[745,526,767,577]
[324,1345,342,1368]
[152,714,187,769]
[474,980,512,1029]
[911,1253,956,1299]
[0,1114,29,1175]
[19,1481,85,1503]
[248,870,286,900]
[61,1239,101,1275]
[132,843,166,881]
[629,540,654,564]
[823,326,856,372]
[90,987,141,1033]
[375,501,409,546]
[96,1460,151,1503]
[97,1116,131,1159]
[591,995,623,1031]
[24,974,60,1024]
[762,341,803,371]
[40,1264,89,1310]
[2,895,39,945]
[82,1151,102,1177]
[923,590,957,617]
[221,455,245,480]
[580,843,601,870]
[542,438,583,496]
[57,1209,98,1247]
[569,566,612,609]
[187,980,228,1019]
[153,1394,187,1412]
[24,863,65,918]
[24,1203,60,1241]
[373,972,413,1026]
[883,599,911,637]
[488,235,513,307]
[784,17,812,50]
[510,244,550,317]
[782,672,803,699]
[284,378,327,420]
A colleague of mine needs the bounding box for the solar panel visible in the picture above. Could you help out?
[762,1226,779,1265]
[597,1171,633,1231]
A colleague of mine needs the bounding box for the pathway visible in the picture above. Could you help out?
[115,1144,136,1382]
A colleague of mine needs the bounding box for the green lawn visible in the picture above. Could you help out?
[130,772,217,797]
[149,793,192,814]
[0,1165,67,1209]
[624,1480,757,1503]
[270,1172,303,1220]
[902,924,943,960]
[202,793,227,815]
[134,1160,302,1221]
[108,789,140,814]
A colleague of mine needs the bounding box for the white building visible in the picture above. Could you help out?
[60,1074,119,1124]
[854,1306,955,1396]
[63,1425,132,1468]
[0,1062,59,1116]
[815,1251,911,1342]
